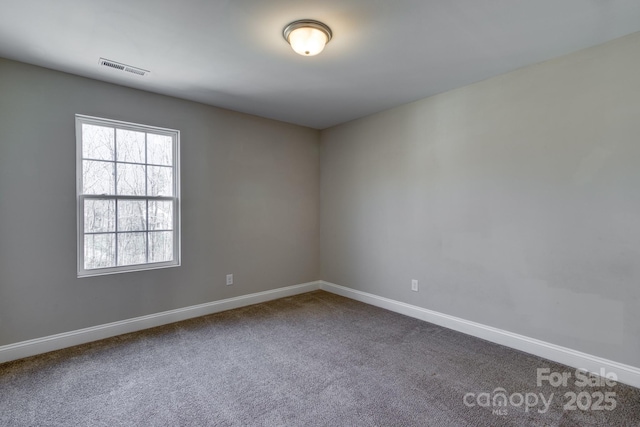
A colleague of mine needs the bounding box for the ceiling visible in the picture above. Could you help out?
[1,0,640,129]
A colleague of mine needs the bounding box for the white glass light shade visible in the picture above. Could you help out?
[288,27,328,56]
[283,20,332,57]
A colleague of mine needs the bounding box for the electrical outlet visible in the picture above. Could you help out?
[226,274,233,286]
[411,279,418,292]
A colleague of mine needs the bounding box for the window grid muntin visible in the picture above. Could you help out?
[82,157,173,168]
[144,134,149,257]
[77,115,180,277]
[113,133,119,264]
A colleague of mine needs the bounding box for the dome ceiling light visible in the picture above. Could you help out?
[283,19,332,57]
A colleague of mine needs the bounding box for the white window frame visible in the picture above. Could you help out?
[76,114,181,277]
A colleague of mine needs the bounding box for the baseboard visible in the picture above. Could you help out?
[0,281,321,364]
[4,280,638,389]
[319,281,640,389]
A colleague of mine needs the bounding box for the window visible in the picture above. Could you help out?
[76,115,180,277]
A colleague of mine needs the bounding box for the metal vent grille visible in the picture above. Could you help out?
[99,58,149,76]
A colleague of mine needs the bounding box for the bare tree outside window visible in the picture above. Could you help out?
[76,115,180,277]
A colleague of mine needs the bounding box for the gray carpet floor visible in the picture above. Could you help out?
[1,290,639,426]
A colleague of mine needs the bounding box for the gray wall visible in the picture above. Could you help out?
[0,58,320,346]
[320,32,640,367]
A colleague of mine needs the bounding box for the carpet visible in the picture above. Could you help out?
[1,290,639,426]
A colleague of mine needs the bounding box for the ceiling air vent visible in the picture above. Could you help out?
[99,58,149,76]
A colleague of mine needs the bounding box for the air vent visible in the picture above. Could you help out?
[99,58,149,76]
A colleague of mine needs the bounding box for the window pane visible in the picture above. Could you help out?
[118,200,147,232]
[82,124,114,160]
[117,232,147,266]
[116,129,145,163]
[84,199,115,233]
[84,234,115,269]
[147,134,173,166]
[148,166,173,196]
[83,160,115,195]
[149,231,173,263]
[149,201,173,230]
[116,163,146,195]
[77,116,179,276]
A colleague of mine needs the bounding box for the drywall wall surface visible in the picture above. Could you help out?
[320,32,640,367]
[0,58,320,345]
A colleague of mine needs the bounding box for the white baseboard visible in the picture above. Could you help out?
[0,281,321,364]
[319,281,640,389]
[3,280,638,390]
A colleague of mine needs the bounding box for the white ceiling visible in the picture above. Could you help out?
[1,0,640,129]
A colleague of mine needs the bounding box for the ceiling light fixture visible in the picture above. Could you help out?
[283,19,332,57]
